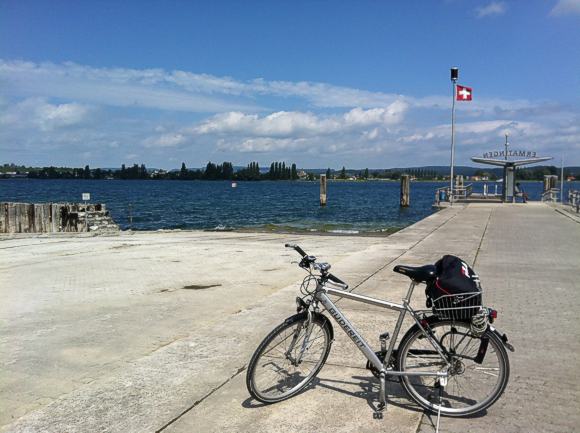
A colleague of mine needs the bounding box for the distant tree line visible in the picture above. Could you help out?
[4,162,578,181]
[325,167,442,181]
[19,161,300,181]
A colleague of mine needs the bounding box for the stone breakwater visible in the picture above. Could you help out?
[0,202,119,234]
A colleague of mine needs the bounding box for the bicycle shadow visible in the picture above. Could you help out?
[316,374,423,415]
[243,372,488,421]
[242,372,421,415]
[241,378,320,409]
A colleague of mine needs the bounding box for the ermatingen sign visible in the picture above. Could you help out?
[482,150,538,159]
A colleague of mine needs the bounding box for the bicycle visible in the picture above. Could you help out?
[246,244,514,430]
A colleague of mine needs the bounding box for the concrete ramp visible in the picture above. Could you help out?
[2,203,579,433]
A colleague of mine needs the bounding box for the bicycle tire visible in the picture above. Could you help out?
[397,317,509,417]
[246,312,333,404]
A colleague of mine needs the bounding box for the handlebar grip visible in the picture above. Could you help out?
[285,243,307,257]
[327,273,348,289]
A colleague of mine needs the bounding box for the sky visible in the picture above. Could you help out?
[1,0,579,169]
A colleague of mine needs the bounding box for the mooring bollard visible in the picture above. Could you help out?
[400,174,410,207]
[320,174,327,206]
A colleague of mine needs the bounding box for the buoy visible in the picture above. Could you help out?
[231,182,237,188]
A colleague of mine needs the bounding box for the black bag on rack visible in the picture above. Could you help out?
[426,255,482,318]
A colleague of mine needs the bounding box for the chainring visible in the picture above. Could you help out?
[366,350,397,378]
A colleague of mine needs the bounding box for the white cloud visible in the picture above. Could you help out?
[476,2,507,18]
[194,111,339,137]
[0,98,90,131]
[143,133,187,148]
[191,102,408,141]
[0,60,258,113]
[0,60,547,119]
[216,137,310,153]
[550,0,580,16]
[343,101,409,126]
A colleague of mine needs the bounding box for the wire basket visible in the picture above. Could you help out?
[432,292,483,321]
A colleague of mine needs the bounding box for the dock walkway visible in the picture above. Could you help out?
[1,203,579,433]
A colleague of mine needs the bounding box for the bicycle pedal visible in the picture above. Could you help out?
[373,401,385,419]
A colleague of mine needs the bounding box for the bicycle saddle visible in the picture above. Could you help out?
[393,264,436,282]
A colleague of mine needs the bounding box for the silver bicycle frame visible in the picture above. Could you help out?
[314,280,449,378]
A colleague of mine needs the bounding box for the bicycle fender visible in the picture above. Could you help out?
[315,312,335,341]
[474,336,490,364]
[489,325,515,352]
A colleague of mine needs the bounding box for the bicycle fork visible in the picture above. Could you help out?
[285,310,314,365]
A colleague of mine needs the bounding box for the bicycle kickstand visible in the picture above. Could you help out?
[374,372,387,419]
[435,376,447,433]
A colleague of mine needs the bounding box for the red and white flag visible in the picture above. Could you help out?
[456,85,473,101]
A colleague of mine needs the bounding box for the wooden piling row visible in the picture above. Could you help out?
[1,202,118,234]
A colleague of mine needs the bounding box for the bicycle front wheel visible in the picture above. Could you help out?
[246,313,332,404]
[397,319,509,417]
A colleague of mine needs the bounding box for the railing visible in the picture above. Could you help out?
[434,186,449,206]
[568,190,580,213]
[455,184,473,200]
[434,184,473,205]
[541,188,560,203]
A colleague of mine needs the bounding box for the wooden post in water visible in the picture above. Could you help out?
[400,174,410,207]
[320,174,327,206]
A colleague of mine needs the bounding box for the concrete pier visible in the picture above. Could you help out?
[1,203,579,433]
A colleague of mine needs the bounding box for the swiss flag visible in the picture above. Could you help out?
[456,85,473,101]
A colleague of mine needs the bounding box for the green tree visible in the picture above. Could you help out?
[269,162,275,180]
[339,166,347,179]
[291,163,298,180]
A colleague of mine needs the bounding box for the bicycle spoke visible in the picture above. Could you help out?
[250,317,330,401]
[400,320,507,415]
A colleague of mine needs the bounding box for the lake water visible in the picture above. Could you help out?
[1,179,578,233]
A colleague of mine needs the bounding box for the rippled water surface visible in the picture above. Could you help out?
[1,179,577,232]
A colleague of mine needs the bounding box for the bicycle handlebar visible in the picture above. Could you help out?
[285,243,307,257]
[286,243,349,289]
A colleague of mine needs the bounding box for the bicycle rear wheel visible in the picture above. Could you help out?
[397,318,509,417]
[246,313,332,404]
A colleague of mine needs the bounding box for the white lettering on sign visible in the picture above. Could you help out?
[482,150,540,159]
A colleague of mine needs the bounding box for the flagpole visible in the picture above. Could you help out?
[561,155,565,203]
[450,67,458,205]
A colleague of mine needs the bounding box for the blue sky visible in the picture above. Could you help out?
[1,0,579,169]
